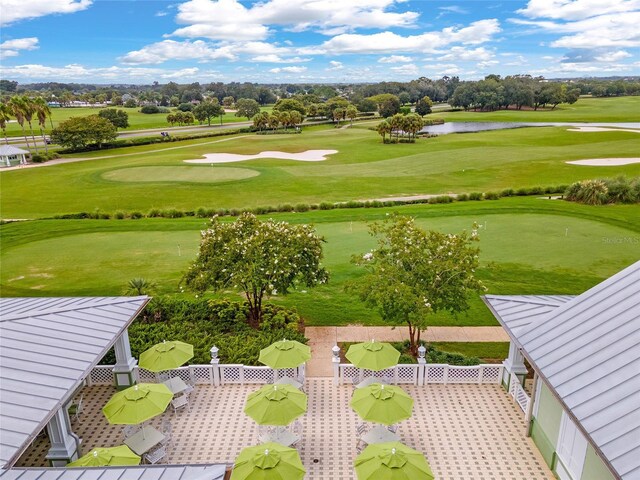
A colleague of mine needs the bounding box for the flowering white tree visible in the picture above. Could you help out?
[348,215,484,355]
[184,213,328,328]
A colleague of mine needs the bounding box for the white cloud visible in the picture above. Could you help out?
[0,0,91,26]
[378,55,412,63]
[120,40,237,65]
[0,64,220,82]
[476,60,500,69]
[303,19,500,54]
[517,0,640,21]
[269,66,307,73]
[0,37,39,58]
[423,63,463,75]
[389,63,420,76]
[594,50,632,62]
[326,60,344,70]
[437,46,493,62]
[250,54,310,63]
[171,0,419,41]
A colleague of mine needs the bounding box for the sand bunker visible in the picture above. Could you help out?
[566,158,640,166]
[184,150,338,164]
[567,127,640,133]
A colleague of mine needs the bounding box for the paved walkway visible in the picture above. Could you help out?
[305,326,509,377]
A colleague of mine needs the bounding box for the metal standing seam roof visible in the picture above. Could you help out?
[482,295,575,338]
[487,261,640,480]
[0,146,30,156]
[0,464,227,479]
[0,297,150,469]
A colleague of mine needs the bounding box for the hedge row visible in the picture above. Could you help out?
[100,297,305,365]
[564,176,640,205]
[50,185,568,220]
[30,152,61,163]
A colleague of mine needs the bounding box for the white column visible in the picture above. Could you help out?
[45,407,80,466]
[113,329,137,389]
[210,346,220,386]
[502,341,528,389]
[332,345,341,386]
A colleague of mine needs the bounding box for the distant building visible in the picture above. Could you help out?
[0,145,30,167]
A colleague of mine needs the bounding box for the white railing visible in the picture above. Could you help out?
[336,363,503,386]
[509,373,531,414]
[88,363,304,387]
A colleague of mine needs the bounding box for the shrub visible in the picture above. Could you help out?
[294,203,310,212]
[148,208,162,218]
[114,210,126,219]
[469,192,483,201]
[177,103,193,112]
[500,188,514,197]
[277,204,294,212]
[529,186,543,195]
[31,154,46,163]
[163,209,184,218]
[484,191,500,200]
[605,176,637,204]
[516,187,529,196]
[319,202,334,210]
[576,179,609,205]
[130,211,144,219]
[140,105,160,114]
[457,193,469,201]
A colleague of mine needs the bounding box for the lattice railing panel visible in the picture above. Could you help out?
[480,365,502,383]
[137,368,157,383]
[396,365,419,384]
[425,365,446,383]
[446,366,481,383]
[220,365,243,384]
[88,366,113,385]
[191,365,214,384]
[242,366,274,384]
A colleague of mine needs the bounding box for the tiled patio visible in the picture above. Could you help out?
[18,380,553,479]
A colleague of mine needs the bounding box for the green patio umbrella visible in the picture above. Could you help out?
[230,442,305,480]
[355,442,434,480]
[346,341,401,371]
[350,383,413,426]
[67,445,140,467]
[244,384,307,426]
[138,340,194,372]
[102,383,173,425]
[258,340,311,369]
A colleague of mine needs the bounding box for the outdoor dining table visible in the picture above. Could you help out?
[361,425,400,445]
[259,428,300,447]
[123,426,165,455]
[162,377,188,395]
[355,377,381,389]
[274,377,303,390]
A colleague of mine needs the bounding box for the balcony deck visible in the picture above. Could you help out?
[17,379,553,479]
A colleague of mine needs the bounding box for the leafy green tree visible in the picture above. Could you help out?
[98,108,129,129]
[415,96,433,116]
[193,100,224,126]
[51,115,117,150]
[333,107,345,126]
[379,97,401,117]
[184,213,329,327]
[273,98,306,116]
[124,98,137,108]
[357,98,378,113]
[235,98,261,120]
[253,111,270,131]
[222,96,235,107]
[348,215,485,355]
[288,110,303,129]
[267,112,280,132]
[398,92,411,105]
[402,113,425,141]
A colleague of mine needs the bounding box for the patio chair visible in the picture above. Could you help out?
[121,425,140,442]
[355,422,369,453]
[171,393,189,414]
[160,419,173,448]
[143,445,167,465]
[387,424,398,434]
[67,394,83,422]
[156,372,170,383]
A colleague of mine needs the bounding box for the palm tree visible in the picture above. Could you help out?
[33,97,51,154]
[21,96,40,153]
[376,120,391,143]
[124,278,156,296]
[0,103,11,145]
[8,96,30,149]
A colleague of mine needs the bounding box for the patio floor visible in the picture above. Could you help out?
[17,380,553,479]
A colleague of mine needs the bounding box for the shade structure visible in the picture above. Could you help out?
[258,340,311,369]
[244,384,307,426]
[355,442,434,480]
[138,340,194,372]
[350,383,413,426]
[230,442,305,480]
[102,383,173,425]
[67,445,140,467]
[346,341,401,371]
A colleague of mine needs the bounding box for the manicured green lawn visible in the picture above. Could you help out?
[2,123,638,219]
[430,342,510,361]
[434,96,640,123]
[2,198,638,327]
[3,106,268,137]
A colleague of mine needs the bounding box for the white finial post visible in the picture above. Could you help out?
[332,345,341,386]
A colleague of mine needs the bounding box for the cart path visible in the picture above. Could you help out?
[304,326,509,377]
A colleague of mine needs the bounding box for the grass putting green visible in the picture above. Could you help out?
[2,198,638,326]
[102,166,260,183]
[2,122,639,219]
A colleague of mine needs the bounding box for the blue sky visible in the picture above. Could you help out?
[1,0,639,84]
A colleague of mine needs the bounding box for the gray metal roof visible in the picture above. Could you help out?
[0,297,150,469]
[0,464,227,479]
[505,262,640,480]
[0,146,29,156]
[482,295,575,337]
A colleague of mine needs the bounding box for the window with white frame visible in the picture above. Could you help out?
[556,411,588,480]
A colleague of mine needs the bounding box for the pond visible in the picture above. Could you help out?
[420,122,640,134]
